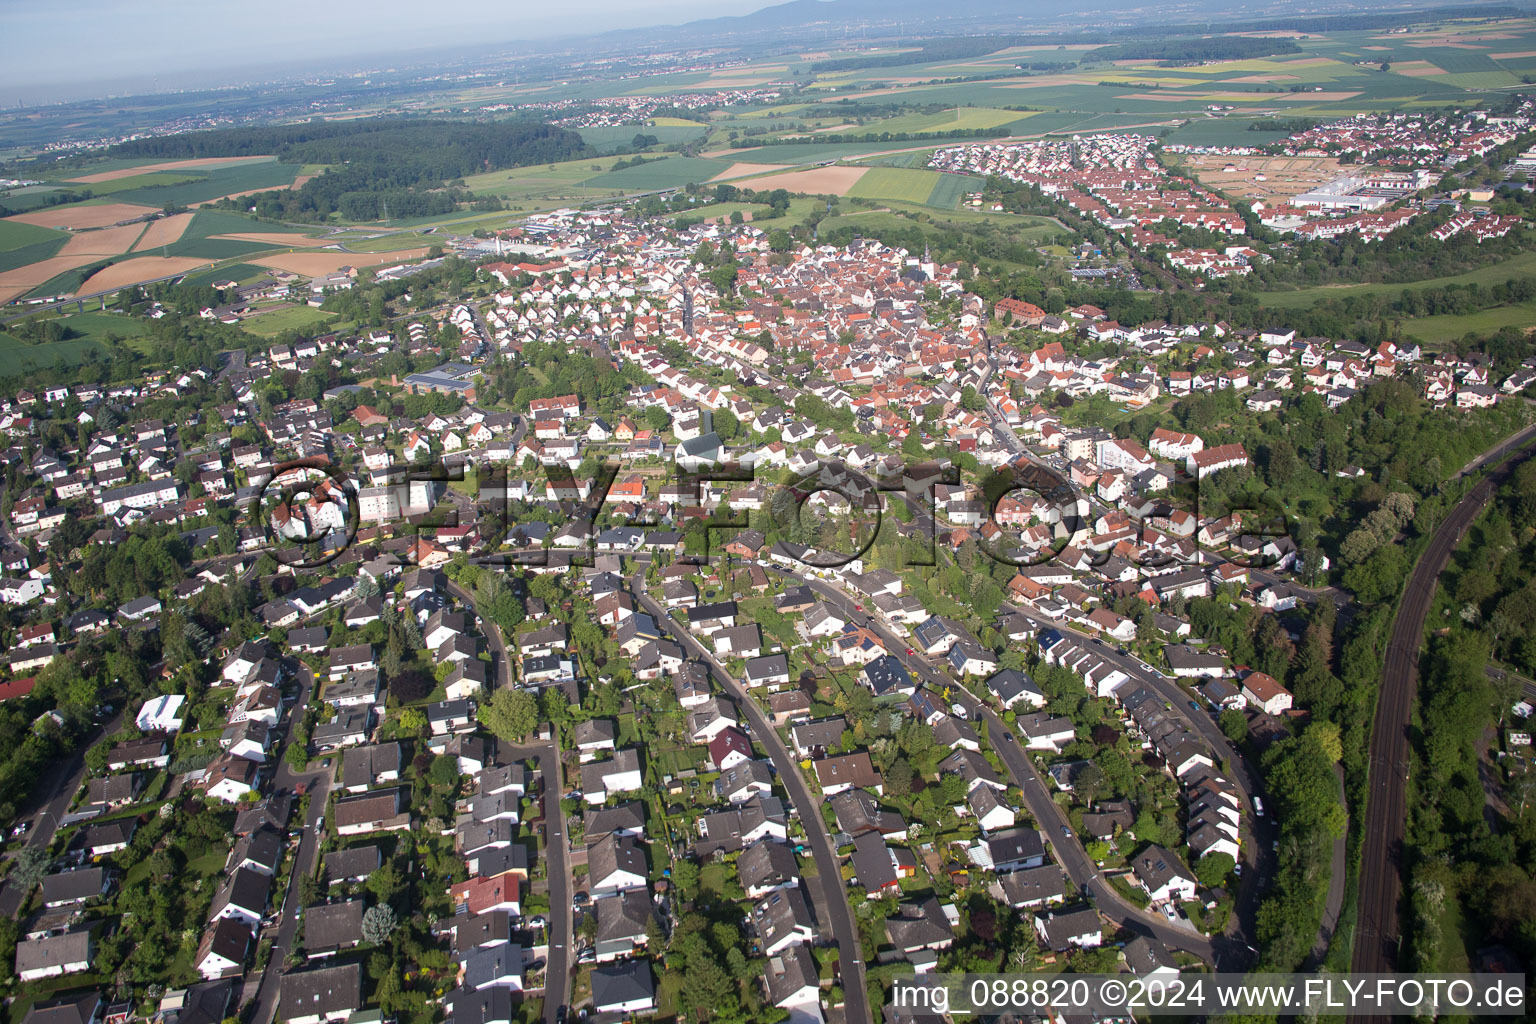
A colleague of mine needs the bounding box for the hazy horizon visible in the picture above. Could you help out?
[0,0,772,106]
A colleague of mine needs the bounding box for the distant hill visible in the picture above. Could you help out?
[596,0,1521,48]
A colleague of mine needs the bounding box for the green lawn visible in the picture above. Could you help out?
[1259,252,1536,309]
[1402,302,1536,345]
[241,305,337,337]
[35,311,150,343]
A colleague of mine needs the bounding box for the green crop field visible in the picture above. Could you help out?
[0,220,68,251]
[111,161,303,207]
[23,259,115,301]
[847,167,941,204]
[181,209,310,240]
[0,221,69,273]
[82,171,206,196]
[181,262,267,288]
[721,140,948,164]
[340,232,443,253]
[1437,70,1524,89]
[1425,50,1504,73]
[165,237,277,260]
[0,237,68,273]
[0,186,76,213]
[241,305,338,337]
[581,156,733,190]
[577,125,710,154]
[672,196,820,228]
[821,207,1065,253]
[926,172,976,210]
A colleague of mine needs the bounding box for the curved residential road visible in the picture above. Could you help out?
[632,572,871,1024]
[445,578,572,1024]
[772,564,1257,963]
[1350,423,1536,991]
[0,710,124,919]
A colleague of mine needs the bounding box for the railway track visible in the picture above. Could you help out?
[1348,425,1536,1000]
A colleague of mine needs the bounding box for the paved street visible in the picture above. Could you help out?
[448,577,571,1024]
[634,572,872,1024]
[0,710,124,919]
[776,565,1250,966]
[244,663,329,1024]
[501,741,570,1024]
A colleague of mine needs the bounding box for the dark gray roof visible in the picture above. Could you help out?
[280,963,362,1019]
[302,901,364,952]
[590,960,655,1011]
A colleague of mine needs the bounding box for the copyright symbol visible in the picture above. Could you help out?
[249,458,360,569]
[1101,980,1128,1007]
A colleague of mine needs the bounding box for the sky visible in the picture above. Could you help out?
[0,0,769,104]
